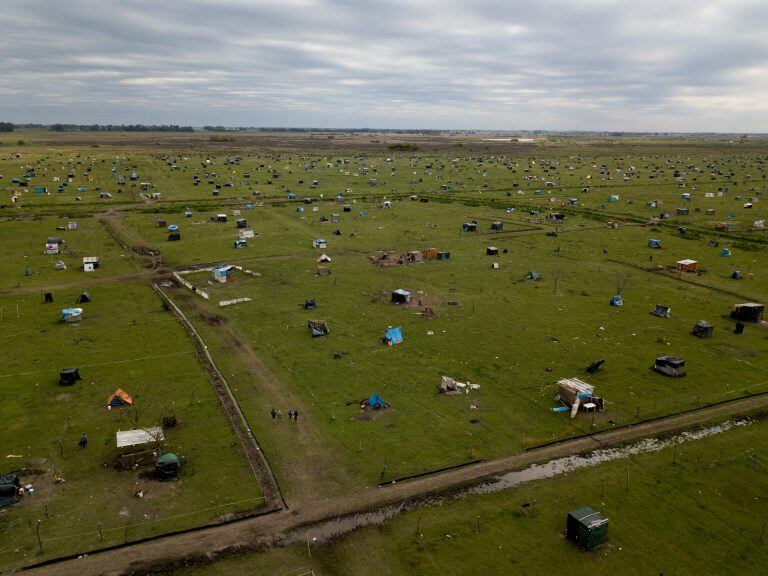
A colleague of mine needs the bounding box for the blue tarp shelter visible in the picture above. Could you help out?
[368,393,389,409]
[610,295,623,307]
[384,327,403,346]
[648,239,661,248]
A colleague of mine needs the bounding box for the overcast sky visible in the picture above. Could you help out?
[1,0,767,131]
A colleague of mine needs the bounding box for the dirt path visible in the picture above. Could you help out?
[173,289,347,503]
[23,391,768,576]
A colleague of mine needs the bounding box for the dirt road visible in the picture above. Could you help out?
[23,392,768,576]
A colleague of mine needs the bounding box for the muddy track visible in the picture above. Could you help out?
[22,391,768,576]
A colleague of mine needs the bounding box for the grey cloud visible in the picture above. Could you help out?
[0,0,767,130]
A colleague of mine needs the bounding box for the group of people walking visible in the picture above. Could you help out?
[270,408,299,423]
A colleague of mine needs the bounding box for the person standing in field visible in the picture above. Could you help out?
[277,409,282,422]
[270,408,277,421]
[293,410,299,423]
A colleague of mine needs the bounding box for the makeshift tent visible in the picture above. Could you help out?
[438,376,464,395]
[156,219,167,227]
[215,214,227,223]
[233,239,248,248]
[648,239,662,249]
[54,261,66,270]
[308,319,329,337]
[676,259,697,272]
[486,246,499,256]
[462,222,478,232]
[722,248,731,257]
[303,299,317,310]
[650,305,671,318]
[77,291,90,303]
[316,253,332,263]
[167,224,179,232]
[391,289,411,304]
[586,359,605,374]
[707,240,719,247]
[236,219,247,228]
[168,231,181,241]
[436,251,450,260]
[59,367,81,386]
[155,453,180,477]
[730,303,764,322]
[692,320,714,338]
[567,507,609,550]
[316,266,331,276]
[383,327,403,346]
[107,389,134,408]
[525,271,542,280]
[312,239,327,248]
[652,356,686,378]
[61,307,82,322]
[610,295,623,307]
[491,221,503,231]
[365,392,389,410]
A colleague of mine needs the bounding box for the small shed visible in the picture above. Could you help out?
[566,507,609,550]
[391,289,411,304]
[692,320,714,338]
[730,303,764,322]
[652,356,686,378]
[556,378,595,408]
[462,222,478,232]
[83,256,100,272]
[212,264,235,283]
[676,259,697,272]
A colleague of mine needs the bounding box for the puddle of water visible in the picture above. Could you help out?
[283,418,750,546]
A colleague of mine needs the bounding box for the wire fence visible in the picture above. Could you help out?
[0,495,267,564]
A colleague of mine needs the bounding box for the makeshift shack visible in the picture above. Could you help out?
[525,270,542,280]
[391,289,411,304]
[462,222,478,232]
[491,221,503,231]
[59,367,81,386]
[168,231,181,241]
[0,474,20,507]
[676,259,698,272]
[652,356,686,378]
[76,292,90,304]
[556,378,603,417]
[610,294,623,307]
[308,319,329,337]
[486,246,499,256]
[648,239,662,249]
[61,307,82,322]
[82,256,99,272]
[692,320,714,338]
[313,238,327,249]
[212,264,235,283]
[730,303,764,322]
[650,305,671,318]
[566,507,609,550]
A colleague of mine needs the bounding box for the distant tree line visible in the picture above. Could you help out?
[49,124,194,132]
[0,122,14,132]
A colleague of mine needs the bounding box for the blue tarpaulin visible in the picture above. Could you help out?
[384,327,403,346]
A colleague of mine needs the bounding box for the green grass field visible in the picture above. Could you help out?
[169,416,768,576]
[1,132,767,571]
